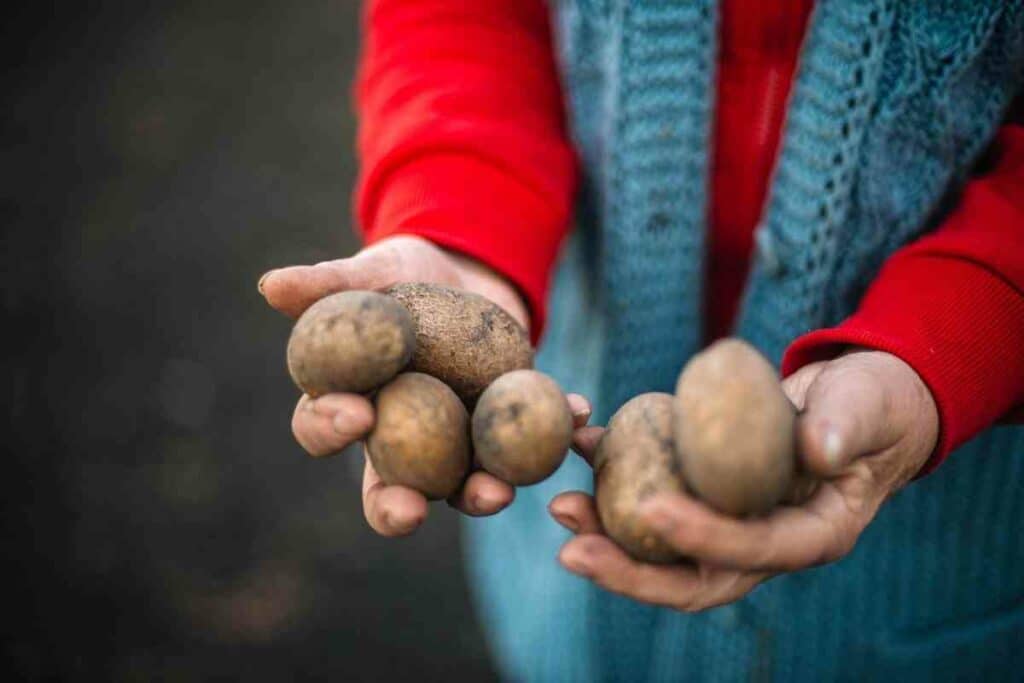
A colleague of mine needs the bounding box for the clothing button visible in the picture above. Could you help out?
[754,227,784,278]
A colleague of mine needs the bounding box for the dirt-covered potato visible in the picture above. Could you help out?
[366,372,470,500]
[594,393,685,564]
[287,290,415,398]
[673,338,795,517]
[471,370,572,486]
[386,283,533,407]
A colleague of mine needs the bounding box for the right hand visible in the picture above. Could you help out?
[258,235,591,536]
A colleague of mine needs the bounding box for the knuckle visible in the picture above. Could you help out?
[595,569,636,599]
[820,523,856,565]
[829,501,872,562]
[380,239,428,283]
[593,573,625,596]
[381,248,405,283]
[675,516,712,553]
[753,539,781,570]
[830,531,858,561]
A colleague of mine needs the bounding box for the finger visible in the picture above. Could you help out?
[639,488,860,572]
[796,359,902,476]
[780,360,829,411]
[566,393,592,428]
[259,243,405,318]
[571,426,605,465]
[558,535,766,612]
[447,471,515,516]
[782,469,822,506]
[291,393,374,457]
[548,491,603,534]
[362,455,428,537]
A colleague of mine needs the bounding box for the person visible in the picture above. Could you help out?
[259,1,1024,680]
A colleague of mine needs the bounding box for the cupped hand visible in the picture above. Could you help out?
[260,235,592,536]
[549,349,939,611]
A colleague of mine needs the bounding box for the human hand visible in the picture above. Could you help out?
[549,349,938,611]
[260,234,591,536]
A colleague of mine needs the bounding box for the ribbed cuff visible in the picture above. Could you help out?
[783,254,1024,477]
[362,153,570,345]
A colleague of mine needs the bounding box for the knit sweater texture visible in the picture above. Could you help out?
[466,1,1024,680]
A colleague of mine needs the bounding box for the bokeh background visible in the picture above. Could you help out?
[4,2,498,680]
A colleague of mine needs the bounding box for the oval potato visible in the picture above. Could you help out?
[367,372,470,500]
[287,290,414,397]
[594,393,685,564]
[386,283,533,407]
[472,370,572,486]
[673,338,795,516]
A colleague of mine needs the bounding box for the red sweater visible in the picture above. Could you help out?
[355,0,1024,473]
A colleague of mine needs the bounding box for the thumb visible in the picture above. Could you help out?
[796,361,901,477]
[258,242,407,319]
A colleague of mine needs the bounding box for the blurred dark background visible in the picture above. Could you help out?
[3,2,497,680]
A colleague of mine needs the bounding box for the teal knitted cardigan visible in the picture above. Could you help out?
[465,1,1024,681]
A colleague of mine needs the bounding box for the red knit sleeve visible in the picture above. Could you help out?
[783,124,1024,475]
[354,0,577,343]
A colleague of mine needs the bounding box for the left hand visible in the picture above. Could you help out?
[549,349,939,611]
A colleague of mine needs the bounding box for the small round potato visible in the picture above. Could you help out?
[673,338,795,517]
[472,370,572,486]
[366,372,471,500]
[594,393,685,564]
[386,283,533,407]
[287,290,415,398]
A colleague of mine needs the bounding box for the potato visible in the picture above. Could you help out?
[472,370,572,486]
[366,372,470,500]
[594,393,685,564]
[386,283,533,407]
[673,338,795,516]
[287,291,415,397]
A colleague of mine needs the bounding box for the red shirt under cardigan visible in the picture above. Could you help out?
[355,0,1024,473]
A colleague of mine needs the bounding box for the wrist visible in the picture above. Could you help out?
[447,250,531,332]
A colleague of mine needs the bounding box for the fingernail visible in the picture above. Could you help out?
[552,512,579,533]
[468,494,484,515]
[579,538,608,558]
[823,426,843,468]
[566,394,591,417]
[257,269,276,294]
[332,408,359,434]
[561,550,590,576]
[382,509,420,535]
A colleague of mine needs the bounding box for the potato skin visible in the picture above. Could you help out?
[287,291,415,398]
[673,338,795,517]
[472,370,572,486]
[386,283,533,407]
[594,393,685,564]
[366,372,470,500]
